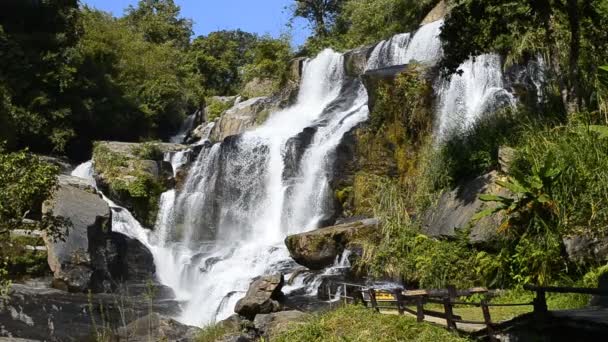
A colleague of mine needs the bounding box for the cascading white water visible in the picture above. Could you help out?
[403,20,443,64]
[366,33,411,70]
[436,54,517,138]
[69,19,518,328]
[145,49,372,326]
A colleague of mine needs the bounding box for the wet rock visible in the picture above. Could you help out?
[241,78,277,98]
[254,310,309,339]
[421,171,507,244]
[343,45,374,77]
[0,284,180,341]
[285,219,379,270]
[114,313,201,342]
[234,274,285,320]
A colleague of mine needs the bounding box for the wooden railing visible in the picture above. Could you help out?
[331,282,608,339]
[523,284,608,317]
[331,283,532,340]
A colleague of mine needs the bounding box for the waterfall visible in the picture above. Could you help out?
[366,33,411,70]
[436,54,516,139]
[366,20,443,71]
[68,19,518,327]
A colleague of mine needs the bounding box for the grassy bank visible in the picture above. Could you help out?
[273,305,470,342]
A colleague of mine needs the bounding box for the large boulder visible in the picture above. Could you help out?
[563,235,608,265]
[0,284,179,341]
[92,141,182,227]
[114,313,201,342]
[234,274,285,320]
[285,219,379,270]
[42,176,113,292]
[253,310,309,339]
[43,176,159,293]
[421,171,507,244]
[209,97,273,142]
[343,44,374,77]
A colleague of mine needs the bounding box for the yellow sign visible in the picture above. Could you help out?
[375,291,395,301]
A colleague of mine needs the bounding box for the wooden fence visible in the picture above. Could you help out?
[330,283,531,340]
[330,282,608,339]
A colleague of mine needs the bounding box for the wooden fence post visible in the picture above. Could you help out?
[393,289,404,315]
[443,296,457,331]
[481,299,496,341]
[533,289,548,318]
[369,289,379,312]
[416,296,425,322]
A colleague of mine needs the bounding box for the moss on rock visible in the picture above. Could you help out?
[92,142,176,227]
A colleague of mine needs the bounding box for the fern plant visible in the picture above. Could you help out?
[474,153,562,234]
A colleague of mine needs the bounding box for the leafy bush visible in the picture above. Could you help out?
[205,97,235,122]
[274,305,470,342]
[131,142,164,160]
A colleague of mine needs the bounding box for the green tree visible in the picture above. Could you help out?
[0,0,81,153]
[292,0,345,38]
[188,30,258,95]
[440,0,608,114]
[124,0,192,48]
[0,146,63,238]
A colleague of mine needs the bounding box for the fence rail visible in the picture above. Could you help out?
[330,282,607,339]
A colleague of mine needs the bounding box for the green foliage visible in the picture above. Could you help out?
[131,142,164,160]
[1,235,49,279]
[92,144,166,227]
[340,0,435,47]
[296,0,435,54]
[242,35,292,91]
[0,146,62,237]
[188,30,258,96]
[124,0,193,47]
[205,98,235,122]
[440,0,608,113]
[274,305,470,342]
[197,324,234,342]
[292,0,345,38]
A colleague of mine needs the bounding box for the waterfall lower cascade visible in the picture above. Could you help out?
[70,20,516,327]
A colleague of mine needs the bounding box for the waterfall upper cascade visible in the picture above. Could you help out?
[70,20,517,327]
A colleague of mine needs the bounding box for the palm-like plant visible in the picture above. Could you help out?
[473,153,562,234]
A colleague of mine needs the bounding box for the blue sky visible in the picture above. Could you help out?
[81,0,311,47]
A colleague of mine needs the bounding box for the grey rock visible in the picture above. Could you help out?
[0,284,179,341]
[421,171,507,244]
[115,313,201,342]
[285,219,379,270]
[343,45,374,77]
[420,0,447,26]
[254,310,308,338]
[563,235,608,264]
[234,274,285,320]
[499,146,516,174]
[95,141,187,160]
[210,97,271,142]
[42,180,112,292]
